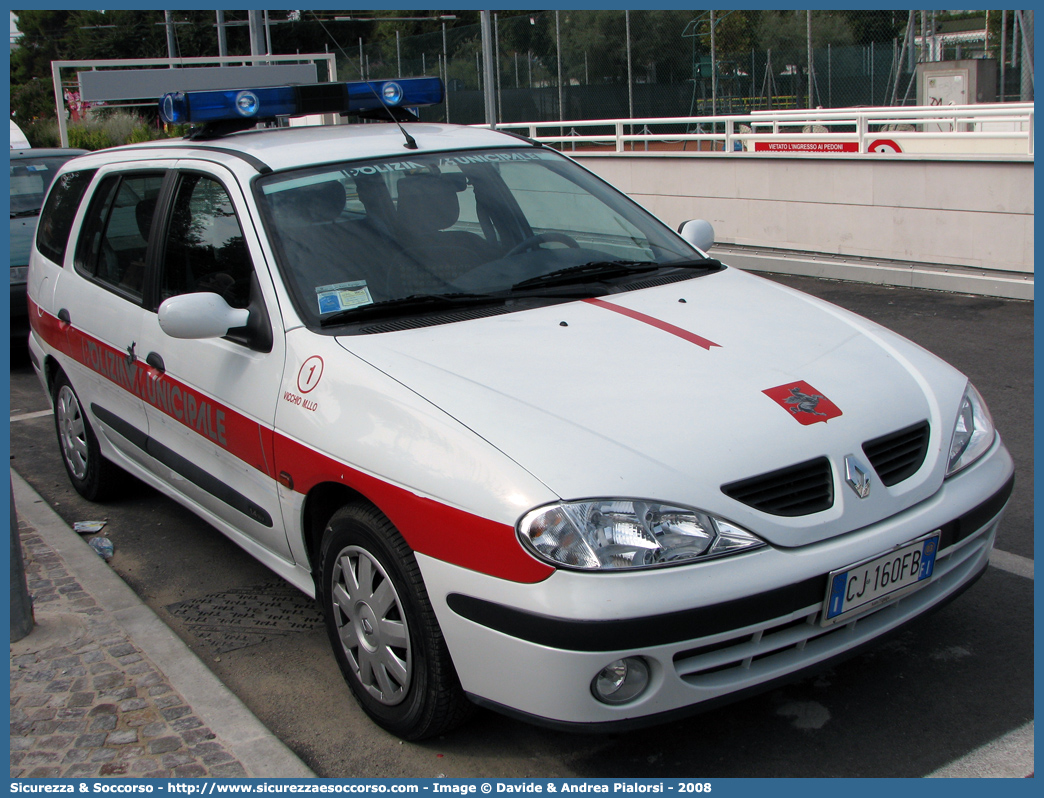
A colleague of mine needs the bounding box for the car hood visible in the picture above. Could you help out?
[337,268,968,546]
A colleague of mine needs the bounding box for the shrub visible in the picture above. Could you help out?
[24,118,60,148]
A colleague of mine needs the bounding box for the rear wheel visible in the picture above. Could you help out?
[319,504,473,739]
[52,370,118,502]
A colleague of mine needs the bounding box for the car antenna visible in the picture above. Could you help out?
[365,82,418,150]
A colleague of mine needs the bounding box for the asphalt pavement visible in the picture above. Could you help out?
[9,274,1034,778]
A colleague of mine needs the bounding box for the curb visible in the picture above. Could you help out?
[11,469,315,779]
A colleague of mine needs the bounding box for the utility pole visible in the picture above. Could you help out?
[1018,10,1034,101]
[711,10,718,115]
[806,10,814,108]
[480,11,496,127]
[556,11,564,122]
[216,11,228,63]
[442,23,450,122]
[625,11,634,121]
[248,10,266,58]
[165,11,178,65]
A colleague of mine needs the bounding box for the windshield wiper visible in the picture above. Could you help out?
[511,256,725,291]
[10,208,42,219]
[319,292,507,327]
[511,260,663,291]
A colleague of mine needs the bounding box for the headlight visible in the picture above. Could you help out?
[946,383,995,477]
[517,499,765,571]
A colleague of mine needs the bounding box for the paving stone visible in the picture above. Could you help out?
[67,692,95,707]
[148,736,183,755]
[160,705,192,722]
[142,721,168,737]
[171,716,203,732]
[64,763,100,777]
[89,715,117,732]
[211,762,249,778]
[161,752,195,769]
[26,766,62,777]
[107,729,139,746]
[173,764,207,778]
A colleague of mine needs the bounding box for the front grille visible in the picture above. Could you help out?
[862,421,930,487]
[722,457,833,516]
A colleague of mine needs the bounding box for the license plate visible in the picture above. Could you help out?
[822,532,940,626]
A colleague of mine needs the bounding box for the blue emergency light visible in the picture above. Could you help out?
[158,78,444,126]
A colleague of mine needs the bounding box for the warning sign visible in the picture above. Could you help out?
[755,141,859,153]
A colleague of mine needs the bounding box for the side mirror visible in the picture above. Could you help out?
[678,219,715,254]
[158,292,250,340]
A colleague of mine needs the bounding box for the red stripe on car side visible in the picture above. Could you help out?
[273,435,553,583]
[583,297,721,350]
[29,299,553,583]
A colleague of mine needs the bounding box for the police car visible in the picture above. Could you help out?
[26,78,1014,740]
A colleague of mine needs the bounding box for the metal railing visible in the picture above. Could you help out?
[491,103,1034,158]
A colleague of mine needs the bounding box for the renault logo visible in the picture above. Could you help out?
[844,455,872,499]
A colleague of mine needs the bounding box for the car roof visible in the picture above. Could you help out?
[103,122,533,174]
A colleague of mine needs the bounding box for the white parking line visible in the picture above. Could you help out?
[10,409,52,423]
[990,549,1035,580]
[926,720,1034,778]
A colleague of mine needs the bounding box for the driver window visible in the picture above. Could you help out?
[160,174,252,309]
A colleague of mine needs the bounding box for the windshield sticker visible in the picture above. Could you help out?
[346,161,426,177]
[439,152,554,165]
[316,280,373,315]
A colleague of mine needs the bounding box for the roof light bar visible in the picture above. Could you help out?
[158,78,444,126]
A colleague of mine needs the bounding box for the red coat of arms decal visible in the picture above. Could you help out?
[764,381,842,425]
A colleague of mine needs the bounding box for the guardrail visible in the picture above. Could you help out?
[491,103,1034,159]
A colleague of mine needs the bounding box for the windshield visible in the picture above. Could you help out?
[10,156,78,216]
[255,147,713,329]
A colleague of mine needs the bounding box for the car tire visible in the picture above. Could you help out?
[52,370,119,502]
[319,504,474,740]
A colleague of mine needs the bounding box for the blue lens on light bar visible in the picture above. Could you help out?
[158,78,444,125]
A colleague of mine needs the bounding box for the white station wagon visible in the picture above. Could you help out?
[27,79,1014,739]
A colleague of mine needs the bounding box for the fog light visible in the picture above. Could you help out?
[592,657,650,705]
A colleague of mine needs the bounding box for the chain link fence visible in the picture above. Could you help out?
[334,10,1032,125]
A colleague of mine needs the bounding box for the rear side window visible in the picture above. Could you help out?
[74,172,165,300]
[36,169,96,265]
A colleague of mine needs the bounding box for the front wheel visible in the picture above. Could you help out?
[319,504,473,739]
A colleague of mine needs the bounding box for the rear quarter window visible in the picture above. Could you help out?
[35,169,97,265]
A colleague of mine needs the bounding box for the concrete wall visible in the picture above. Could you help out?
[573,153,1034,299]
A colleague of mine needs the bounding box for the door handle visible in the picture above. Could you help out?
[57,308,71,324]
[146,352,165,373]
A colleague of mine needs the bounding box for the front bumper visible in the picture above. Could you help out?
[419,439,1013,728]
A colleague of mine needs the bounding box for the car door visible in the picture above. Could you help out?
[135,163,291,561]
[50,166,169,473]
